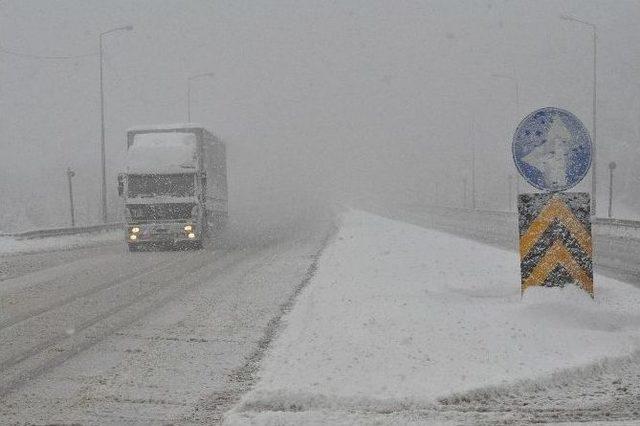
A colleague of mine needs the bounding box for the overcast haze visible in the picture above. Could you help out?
[1,0,639,231]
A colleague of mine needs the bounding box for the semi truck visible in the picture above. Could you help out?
[117,124,227,251]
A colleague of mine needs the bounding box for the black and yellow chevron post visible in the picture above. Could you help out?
[518,192,593,297]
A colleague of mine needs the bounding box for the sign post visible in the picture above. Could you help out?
[512,107,594,297]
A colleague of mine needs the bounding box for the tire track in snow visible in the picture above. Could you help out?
[183,225,338,424]
[0,256,185,331]
[0,248,249,397]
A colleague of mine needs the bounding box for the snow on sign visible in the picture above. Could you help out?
[513,108,594,297]
[512,107,592,192]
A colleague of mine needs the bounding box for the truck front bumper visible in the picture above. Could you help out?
[126,222,200,245]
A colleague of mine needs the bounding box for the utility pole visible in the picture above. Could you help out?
[608,161,616,218]
[561,14,597,216]
[67,167,76,227]
[100,25,133,223]
[187,72,214,122]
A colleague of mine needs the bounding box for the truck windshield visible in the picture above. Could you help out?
[127,203,195,221]
[128,174,195,197]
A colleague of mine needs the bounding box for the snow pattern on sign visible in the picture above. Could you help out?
[512,108,591,192]
[521,116,579,189]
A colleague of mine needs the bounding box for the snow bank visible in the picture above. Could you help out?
[126,132,197,174]
[0,230,120,255]
[227,210,640,422]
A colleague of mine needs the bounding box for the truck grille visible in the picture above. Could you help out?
[127,203,195,221]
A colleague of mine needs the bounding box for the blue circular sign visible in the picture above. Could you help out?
[512,107,592,192]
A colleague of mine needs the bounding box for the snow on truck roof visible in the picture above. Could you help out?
[125,132,197,174]
[126,123,205,132]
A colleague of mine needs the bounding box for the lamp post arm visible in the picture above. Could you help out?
[101,25,134,37]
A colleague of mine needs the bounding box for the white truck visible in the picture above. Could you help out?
[117,124,227,251]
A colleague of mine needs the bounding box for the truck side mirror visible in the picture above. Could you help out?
[117,174,124,197]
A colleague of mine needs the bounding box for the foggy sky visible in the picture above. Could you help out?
[1,0,639,231]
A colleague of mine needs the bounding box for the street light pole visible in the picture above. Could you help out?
[463,177,468,209]
[99,25,132,224]
[471,120,477,210]
[67,167,76,227]
[592,27,597,216]
[561,15,597,216]
[187,72,214,122]
[608,161,616,218]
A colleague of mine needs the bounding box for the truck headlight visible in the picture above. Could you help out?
[187,232,196,239]
[131,227,140,233]
[129,234,137,241]
[184,225,193,232]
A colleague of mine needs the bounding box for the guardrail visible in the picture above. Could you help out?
[4,223,122,240]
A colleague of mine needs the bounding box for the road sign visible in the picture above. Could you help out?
[513,107,592,192]
[518,192,593,297]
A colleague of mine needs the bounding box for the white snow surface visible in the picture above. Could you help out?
[126,123,203,132]
[0,231,120,255]
[126,132,197,174]
[227,210,640,422]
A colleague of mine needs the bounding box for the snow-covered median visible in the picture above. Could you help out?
[226,210,640,423]
[0,231,121,255]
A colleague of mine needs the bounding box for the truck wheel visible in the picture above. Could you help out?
[128,244,138,252]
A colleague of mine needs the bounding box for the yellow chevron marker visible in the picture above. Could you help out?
[522,240,593,295]
[519,195,592,259]
[518,192,594,297]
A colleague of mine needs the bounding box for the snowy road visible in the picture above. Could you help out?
[0,222,334,424]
